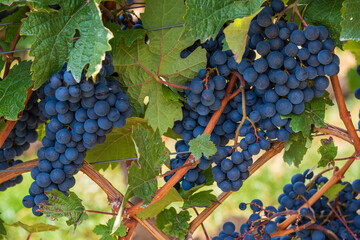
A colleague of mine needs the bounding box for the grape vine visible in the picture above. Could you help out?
[0,0,359,240]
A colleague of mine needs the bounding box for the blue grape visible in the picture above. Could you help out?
[92,99,110,116]
[276,128,290,142]
[267,51,284,69]
[55,87,69,101]
[324,62,339,76]
[317,50,333,65]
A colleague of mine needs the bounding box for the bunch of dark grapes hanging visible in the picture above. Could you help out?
[22,53,132,216]
[213,169,360,240]
[0,89,45,191]
[169,0,339,192]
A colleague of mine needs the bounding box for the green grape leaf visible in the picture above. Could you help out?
[317,137,338,167]
[284,132,312,166]
[137,188,183,219]
[344,40,360,62]
[36,123,46,142]
[85,117,149,171]
[105,22,120,56]
[105,22,146,55]
[39,190,88,230]
[183,0,264,42]
[0,0,25,4]
[113,0,206,134]
[156,207,191,240]
[188,134,217,159]
[224,9,262,62]
[21,0,113,89]
[0,42,8,73]
[202,166,214,186]
[93,218,127,240]
[182,190,217,209]
[163,127,181,140]
[115,29,147,47]
[0,6,27,43]
[303,0,344,48]
[283,94,331,138]
[347,67,360,91]
[162,85,186,102]
[124,125,169,204]
[340,0,360,41]
[9,222,59,233]
[0,61,33,120]
[324,183,346,202]
[0,216,6,238]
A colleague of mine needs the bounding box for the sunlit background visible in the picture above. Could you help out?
[0,3,360,240]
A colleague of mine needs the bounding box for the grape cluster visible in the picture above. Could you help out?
[22,53,132,216]
[0,92,45,191]
[240,0,338,143]
[169,0,338,192]
[213,170,360,240]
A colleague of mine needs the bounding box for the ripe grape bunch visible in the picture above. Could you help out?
[0,91,46,191]
[214,170,360,240]
[22,53,132,216]
[167,0,339,192]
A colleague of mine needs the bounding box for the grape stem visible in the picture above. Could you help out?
[274,2,296,20]
[334,155,356,161]
[291,3,296,22]
[244,210,300,239]
[233,86,246,148]
[273,221,314,237]
[193,208,210,240]
[232,72,247,148]
[295,6,308,28]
